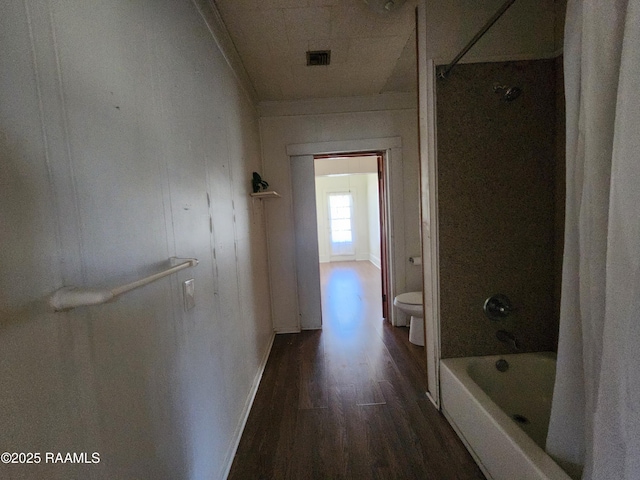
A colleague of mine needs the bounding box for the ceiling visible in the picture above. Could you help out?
[213,0,419,102]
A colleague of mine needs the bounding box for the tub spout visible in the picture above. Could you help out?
[496,330,519,351]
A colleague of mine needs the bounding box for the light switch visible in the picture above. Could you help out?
[183,278,195,311]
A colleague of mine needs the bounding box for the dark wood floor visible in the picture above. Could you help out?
[228,261,485,479]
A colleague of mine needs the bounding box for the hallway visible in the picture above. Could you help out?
[228,261,485,479]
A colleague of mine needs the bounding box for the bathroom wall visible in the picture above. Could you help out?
[436,59,562,358]
[0,1,272,479]
[260,105,421,332]
[425,0,558,65]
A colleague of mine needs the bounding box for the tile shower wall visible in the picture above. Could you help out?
[437,59,563,358]
[553,56,566,323]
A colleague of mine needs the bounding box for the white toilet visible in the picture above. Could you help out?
[393,292,424,346]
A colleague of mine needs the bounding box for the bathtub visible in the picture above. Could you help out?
[440,353,572,480]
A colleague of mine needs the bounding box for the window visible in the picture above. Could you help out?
[329,193,354,256]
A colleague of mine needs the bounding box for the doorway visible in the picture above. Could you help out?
[313,152,390,327]
[287,136,402,333]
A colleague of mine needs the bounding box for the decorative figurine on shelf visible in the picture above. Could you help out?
[252,172,269,193]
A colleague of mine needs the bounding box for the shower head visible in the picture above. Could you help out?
[493,84,522,102]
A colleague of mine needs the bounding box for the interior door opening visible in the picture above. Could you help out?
[314,152,391,327]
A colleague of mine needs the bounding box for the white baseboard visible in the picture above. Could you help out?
[369,254,381,269]
[221,331,276,479]
[355,252,370,262]
[274,327,302,334]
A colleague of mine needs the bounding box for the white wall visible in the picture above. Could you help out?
[291,155,323,330]
[425,0,559,65]
[367,173,382,268]
[260,106,422,333]
[0,1,272,479]
[315,174,378,263]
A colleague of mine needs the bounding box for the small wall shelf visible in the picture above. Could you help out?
[250,191,281,199]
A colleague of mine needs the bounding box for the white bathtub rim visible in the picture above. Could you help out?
[441,364,565,479]
[441,406,494,480]
[440,354,572,480]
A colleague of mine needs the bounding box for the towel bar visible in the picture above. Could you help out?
[49,257,198,311]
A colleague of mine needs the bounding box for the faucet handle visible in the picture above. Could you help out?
[483,294,513,320]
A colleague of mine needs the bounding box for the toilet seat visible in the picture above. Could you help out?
[395,291,422,305]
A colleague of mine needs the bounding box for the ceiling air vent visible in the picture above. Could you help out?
[306,50,331,66]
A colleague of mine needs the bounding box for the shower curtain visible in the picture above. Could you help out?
[546,1,640,479]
